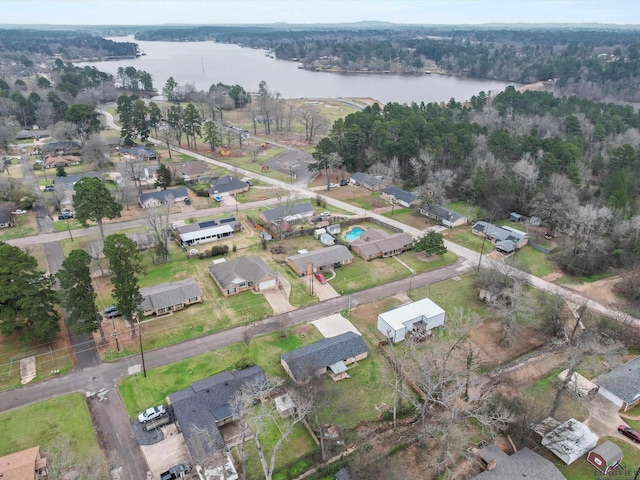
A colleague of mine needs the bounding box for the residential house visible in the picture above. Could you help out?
[168,366,266,458]
[262,202,314,225]
[176,217,239,247]
[209,256,278,296]
[139,278,203,316]
[473,445,565,480]
[377,297,446,343]
[541,418,598,465]
[56,172,102,192]
[15,129,51,140]
[0,203,15,228]
[381,187,417,208]
[557,369,598,397]
[139,187,188,208]
[420,205,467,228]
[471,221,528,255]
[287,245,354,276]
[597,356,640,411]
[169,160,211,184]
[43,155,81,169]
[587,441,623,475]
[350,228,413,261]
[208,175,249,197]
[0,446,48,480]
[349,172,387,191]
[327,224,341,235]
[119,145,158,161]
[40,140,81,156]
[280,331,369,383]
[126,231,156,251]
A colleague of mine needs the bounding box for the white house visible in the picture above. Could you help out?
[377,297,445,343]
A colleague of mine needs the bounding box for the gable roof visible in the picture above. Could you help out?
[590,440,623,463]
[427,205,466,223]
[382,187,416,204]
[0,446,40,480]
[0,203,13,224]
[287,245,354,272]
[119,146,157,157]
[473,447,566,480]
[281,331,368,382]
[139,187,188,205]
[350,172,385,187]
[379,297,445,330]
[472,221,527,245]
[209,256,276,289]
[169,366,266,458]
[263,202,314,222]
[597,356,640,405]
[40,140,80,154]
[542,418,598,465]
[208,175,248,194]
[139,278,201,312]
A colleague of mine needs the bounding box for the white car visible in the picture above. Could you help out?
[138,405,167,423]
[319,211,331,217]
[11,209,27,215]
[328,183,339,188]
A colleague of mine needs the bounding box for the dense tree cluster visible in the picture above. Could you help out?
[0,29,137,59]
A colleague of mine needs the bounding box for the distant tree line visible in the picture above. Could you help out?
[135,25,640,102]
[0,28,137,59]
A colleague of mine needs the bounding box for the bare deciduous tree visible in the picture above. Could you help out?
[145,202,172,264]
[82,134,111,169]
[231,377,312,480]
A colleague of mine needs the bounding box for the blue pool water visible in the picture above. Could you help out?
[345,227,365,242]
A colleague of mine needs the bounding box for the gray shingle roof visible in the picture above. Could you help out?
[350,172,385,188]
[120,146,157,157]
[139,187,188,205]
[382,187,416,204]
[263,202,314,222]
[473,447,566,480]
[169,366,266,458]
[0,204,12,224]
[208,175,248,194]
[139,278,201,312]
[169,160,210,178]
[427,205,465,223]
[209,256,276,290]
[597,356,640,405]
[287,245,353,272]
[351,228,413,257]
[590,440,623,464]
[472,221,526,245]
[280,331,368,382]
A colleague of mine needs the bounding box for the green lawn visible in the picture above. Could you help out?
[408,273,487,317]
[241,421,317,480]
[118,326,324,417]
[0,216,38,240]
[540,437,640,480]
[0,393,100,461]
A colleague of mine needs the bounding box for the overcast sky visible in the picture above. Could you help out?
[2,0,638,26]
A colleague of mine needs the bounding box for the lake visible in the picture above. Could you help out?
[79,36,515,104]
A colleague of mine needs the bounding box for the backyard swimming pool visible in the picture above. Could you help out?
[345,226,365,242]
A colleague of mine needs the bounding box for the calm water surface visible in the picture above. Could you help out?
[79,36,515,104]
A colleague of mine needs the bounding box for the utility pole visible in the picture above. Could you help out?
[66,216,73,241]
[137,318,147,378]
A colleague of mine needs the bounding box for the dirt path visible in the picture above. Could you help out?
[565,275,626,308]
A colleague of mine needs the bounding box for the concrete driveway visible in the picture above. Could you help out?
[140,425,191,480]
[312,313,361,338]
[262,276,296,314]
[586,393,623,438]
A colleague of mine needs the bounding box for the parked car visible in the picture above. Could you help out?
[44,185,55,192]
[340,179,349,186]
[328,183,339,188]
[58,213,74,220]
[246,180,254,186]
[160,464,192,480]
[104,305,118,314]
[138,405,167,423]
[314,272,328,284]
[319,211,331,217]
[618,425,640,443]
[11,209,27,215]
[183,197,191,205]
[104,309,121,319]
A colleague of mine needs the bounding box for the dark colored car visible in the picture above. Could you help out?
[58,213,74,220]
[246,180,254,186]
[104,309,121,319]
[44,185,55,192]
[340,179,349,186]
[618,425,640,443]
[160,463,192,480]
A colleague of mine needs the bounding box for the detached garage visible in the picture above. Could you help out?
[377,297,445,343]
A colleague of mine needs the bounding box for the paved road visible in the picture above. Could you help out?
[19,153,53,234]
